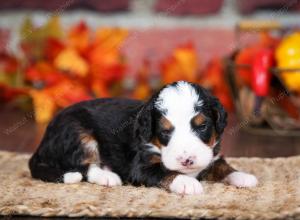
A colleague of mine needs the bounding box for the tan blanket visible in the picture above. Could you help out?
[0,151,300,219]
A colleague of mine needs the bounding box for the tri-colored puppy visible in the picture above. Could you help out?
[29,81,258,195]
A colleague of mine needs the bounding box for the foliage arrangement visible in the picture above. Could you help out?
[233,32,300,130]
[0,17,232,123]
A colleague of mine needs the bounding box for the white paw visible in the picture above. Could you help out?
[87,165,122,187]
[169,175,203,195]
[225,171,258,188]
[63,172,83,184]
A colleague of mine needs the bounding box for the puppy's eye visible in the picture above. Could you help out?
[196,122,207,131]
[160,129,172,136]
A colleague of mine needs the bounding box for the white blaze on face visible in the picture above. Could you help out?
[155,81,213,174]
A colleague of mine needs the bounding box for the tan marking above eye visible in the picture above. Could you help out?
[192,113,206,126]
[160,116,174,131]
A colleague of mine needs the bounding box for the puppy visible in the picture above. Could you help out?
[29,81,258,195]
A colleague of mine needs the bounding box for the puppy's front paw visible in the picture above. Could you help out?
[63,172,83,184]
[225,171,258,188]
[169,175,203,195]
[88,166,122,187]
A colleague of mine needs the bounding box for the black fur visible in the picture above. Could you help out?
[29,81,228,188]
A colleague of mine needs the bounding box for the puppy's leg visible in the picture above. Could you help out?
[30,120,94,183]
[202,157,258,188]
[80,134,122,187]
[130,152,203,195]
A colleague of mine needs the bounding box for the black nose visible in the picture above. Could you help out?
[181,158,194,167]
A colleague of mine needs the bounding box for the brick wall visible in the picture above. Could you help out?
[0,0,299,15]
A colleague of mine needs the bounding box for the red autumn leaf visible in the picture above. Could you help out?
[201,58,233,111]
[0,83,27,102]
[0,52,19,74]
[44,37,65,61]
[25,61,66,87]
[89,47,126,84]
[68,21,90,54]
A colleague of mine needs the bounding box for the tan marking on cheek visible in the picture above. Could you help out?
[160,116,173,130]
[149,154,161,164]
[208,131,217,148]
[151,137,163,149]
[193,113,206,126]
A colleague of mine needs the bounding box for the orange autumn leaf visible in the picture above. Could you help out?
[201,58,224,88]
[68,21,90,53]
[133,85,151,100]
[161,43,199,84]
[174,44,198,72]
[46,80,91,108]
[30,80,91,123]
[89,46,120,66]
[88,45,126,83]
[94,27,128,51]
[91,79,111,97]
[15,19,133,123]
[30,89,56,124]
[54,48,89,77]
[87,28,128,84]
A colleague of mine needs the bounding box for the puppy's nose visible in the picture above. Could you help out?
[178,156,196,167]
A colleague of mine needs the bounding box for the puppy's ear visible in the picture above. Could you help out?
[134,99,154,143]
[210,96,227,136]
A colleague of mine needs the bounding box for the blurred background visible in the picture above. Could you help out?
[0,0,300,157]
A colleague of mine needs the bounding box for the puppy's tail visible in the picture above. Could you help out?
[29,153,65,183]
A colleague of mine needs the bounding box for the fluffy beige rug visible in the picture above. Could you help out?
[0,151,300,219]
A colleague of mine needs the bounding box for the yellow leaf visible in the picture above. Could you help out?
[42,16,63,39]
[20,17,34,41]
[54,48,89,77]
